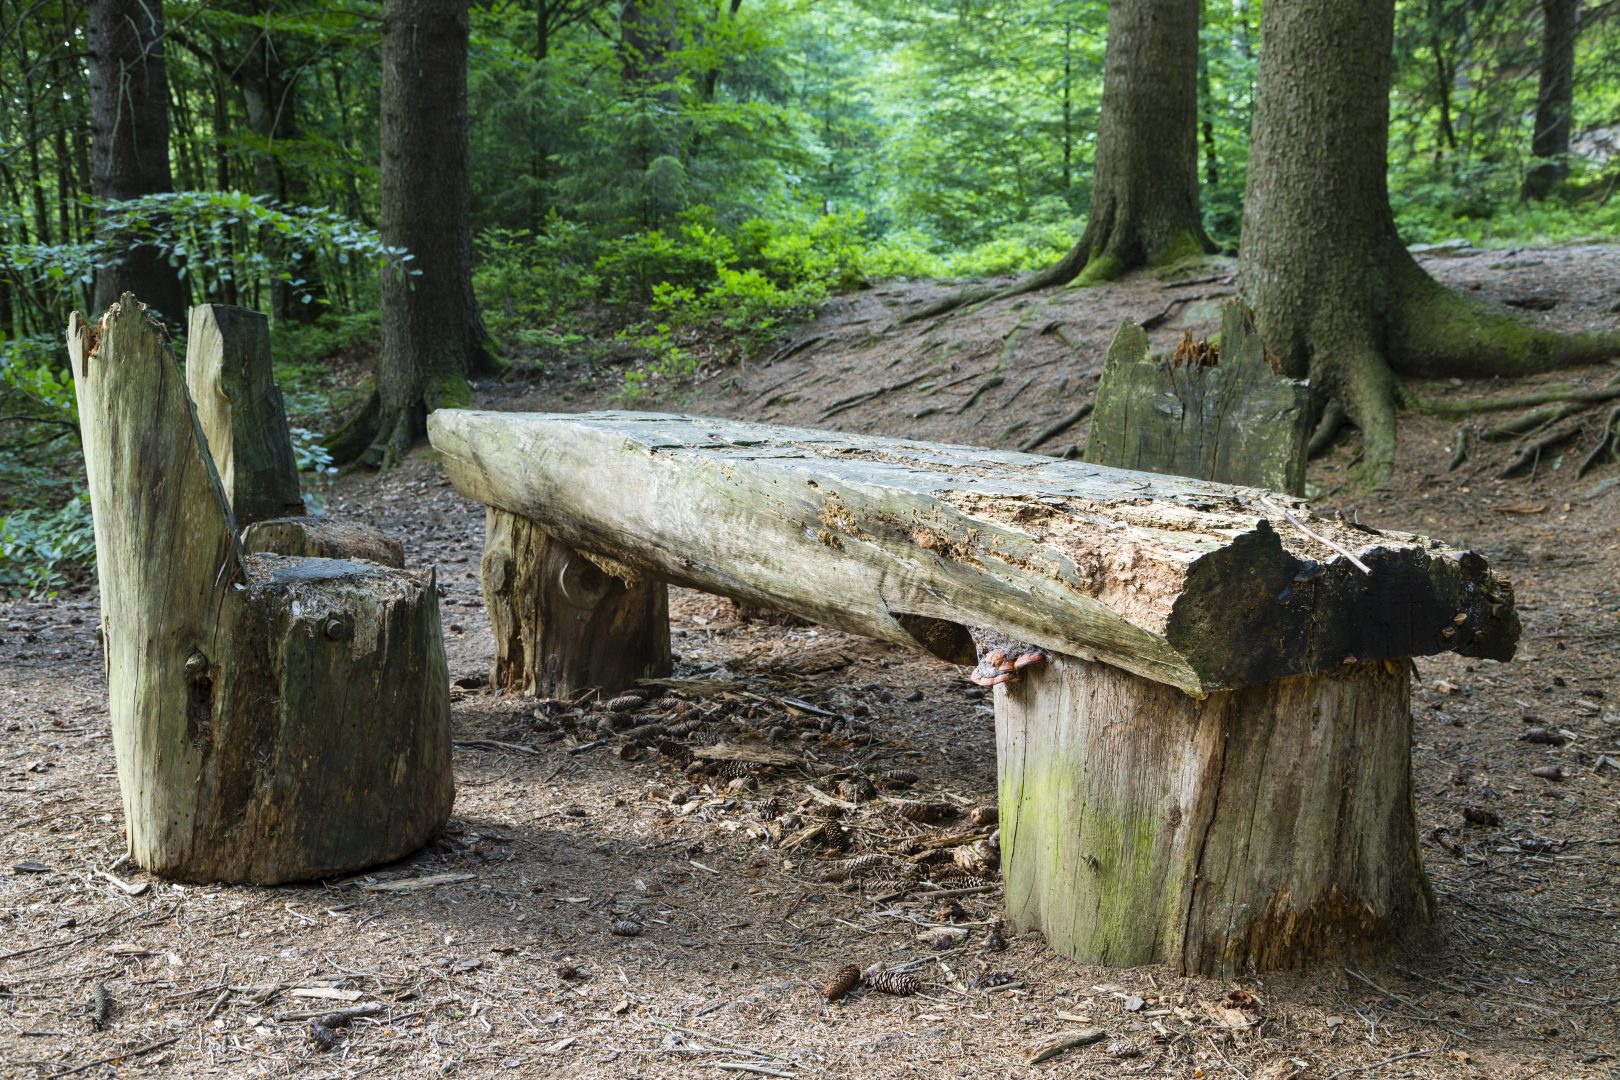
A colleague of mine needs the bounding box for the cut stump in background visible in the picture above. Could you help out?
[1084,301,1310,495]
[481,507,671,697]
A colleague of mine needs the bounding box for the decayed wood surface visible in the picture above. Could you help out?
[185,304,305,524]
[997,653,1429,976]
[242,515,406,568]
[428,409,1517,694]
[72,297,452,883]
[481,507,670,695]
[1084,302,1310,494]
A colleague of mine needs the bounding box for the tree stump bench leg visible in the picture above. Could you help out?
[480,507,671,697]
[995,653,1432,976]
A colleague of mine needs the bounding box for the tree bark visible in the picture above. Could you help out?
[481,508,671,696]
[1238,0,1619,489]
[1522,0,1578,201]
[87,0,188,325]
[905,0,1213,321]
[998,654,1431,976]
[331,0,493,469]
[70,297,453,884]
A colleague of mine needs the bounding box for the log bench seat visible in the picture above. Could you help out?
[428,409,1519,976]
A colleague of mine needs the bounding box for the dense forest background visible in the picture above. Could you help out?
[2,0,1619,593]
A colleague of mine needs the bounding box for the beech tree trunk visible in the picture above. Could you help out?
[330,0,492,469]
[905,0,1213,320]
[73,297,453,883]
[998,655,1430,975]
[1238,0,1619,488]
[87,0,188,324]
[1522,0,1578,201]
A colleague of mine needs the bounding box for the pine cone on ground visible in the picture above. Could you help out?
[882,769,919,789]
[721,761,752,781]
[862,876,911,898]
[952,843,994,877]
[984,922,1007,952]
[838,776,877,803]
[893,799,954,823]
[605,693,646,713]
[822,963,862,1002]
[757,796,780,821]
[969,803,998,826]
[861,966,920,996]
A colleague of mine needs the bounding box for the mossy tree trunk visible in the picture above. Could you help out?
[1239,0,1619,488]
[906,0,1214,320]
[330,0,493,469]
[997,655,1431,976]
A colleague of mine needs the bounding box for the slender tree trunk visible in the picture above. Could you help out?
[87,0,188,324]
[1522,0,1578,200]
[1239,0,1618,488]
[905,0,1213,321]
[330,0,493,469]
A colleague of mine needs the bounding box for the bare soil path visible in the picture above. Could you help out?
[2,244,1618,1078]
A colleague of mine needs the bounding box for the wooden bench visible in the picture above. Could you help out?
[429,409,1518,976]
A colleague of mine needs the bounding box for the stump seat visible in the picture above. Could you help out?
[71,298,453,884]
[428,408,1519,975]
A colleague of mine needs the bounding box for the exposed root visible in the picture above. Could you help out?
[1338,346,1399,489]
[1399,381,1620,419]
[1393,264,1620,379]
[1499,423,1583,479]
[1307,399,1348,459]
[1482,402,1584,441]
[1577,404,1620,477]
[898,244,1090,325]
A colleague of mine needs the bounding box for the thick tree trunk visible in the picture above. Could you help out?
[87,0,188,325]
[905,0,1213,321]
[71,298,452,883]
[1238,0,1618,488]
[481,508,671,696]
[332,0,492,469]
[1522,0,1578,201]
[997,655,1431,976]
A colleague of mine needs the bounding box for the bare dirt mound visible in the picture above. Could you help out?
[2,244,1617,1078]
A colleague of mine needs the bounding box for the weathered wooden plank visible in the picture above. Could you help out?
[1084,302,1310,494]
[428,409,1516,694]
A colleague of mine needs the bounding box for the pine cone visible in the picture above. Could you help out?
[757,797,780,821]
[610,914,645,937]
[721,761,752,781]
[969,804,998,826]
[821,963,862,1002]
[839,853,887,877]
[862,876,911,898]
[984,922,1007,952]
[883,769,919,789]
[893,799,954,823]
[656,739,693,766]
[726,775,757,793]
[619,722,665,744]
[861,966,920,996]
[605,693,646,713]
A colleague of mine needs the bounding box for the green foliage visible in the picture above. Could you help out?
[0,492,96,598]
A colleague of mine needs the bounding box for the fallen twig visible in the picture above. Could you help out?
[1259,497,1371,573]
[954,376,1005,414]
[46,1036,181,1078]
[1025,1027,1106,1064]
[1018,402,1094,452]
[1322,1049,1430,1080]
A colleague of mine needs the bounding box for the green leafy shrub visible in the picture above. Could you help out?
[0,492,95,597]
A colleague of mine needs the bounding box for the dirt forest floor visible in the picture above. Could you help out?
[3,242,1620,1079]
